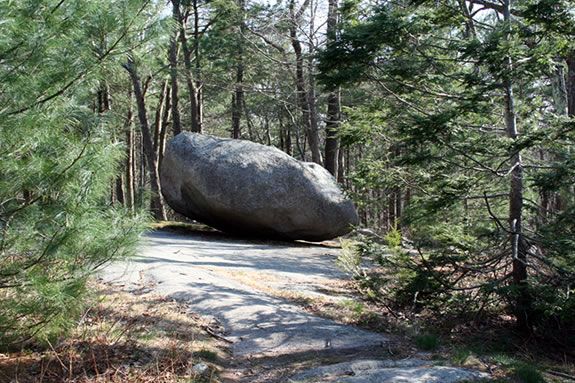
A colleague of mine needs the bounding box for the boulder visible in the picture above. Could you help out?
[160,132,359,241]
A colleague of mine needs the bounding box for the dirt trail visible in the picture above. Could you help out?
[102,230,489,383]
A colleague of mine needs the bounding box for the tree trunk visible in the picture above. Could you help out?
[97,81,124,205]
[503,0,530,332]
[125,89,135,211]
[307,0,321,164]
[168,27,182,136]
[325,88,341,176]
[284,116,292,155]
[307,63,321,164]
[159,86,172,167]
[567,51,575,117]
[551,63,568,115]
[289,0,321,164]
[231,71,244,139]
[124,58,166,221]
[173,0,201,133]
[97,82,111,113]
[193,0,204,132]
[308,0,321,165]
[231,0,245,139]
[153,80,169,153]
[337,145,344,183]
[115,177,125,204]
[324,0,341,176]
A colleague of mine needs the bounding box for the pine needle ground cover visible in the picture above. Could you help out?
[0,281,225,383]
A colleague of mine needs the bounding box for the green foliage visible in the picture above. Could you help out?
[0,0,149,347]
[319,0,575,334]
[513,363,546,383]
[492,356,547,383]
[336,239,363,276]
[384,226,402,249]
[414,333,440,351]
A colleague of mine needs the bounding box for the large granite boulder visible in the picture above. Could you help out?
[160,133,359,241]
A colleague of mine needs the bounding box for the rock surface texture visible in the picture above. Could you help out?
[161,132,359,241]
[102,230,492,383]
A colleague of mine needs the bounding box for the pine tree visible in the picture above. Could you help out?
[319,0,575,332]
[0,0,154,346]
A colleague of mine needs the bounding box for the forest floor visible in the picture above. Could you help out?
[0,280,226,382]
[2,226,573,382]
[98,227,497,383]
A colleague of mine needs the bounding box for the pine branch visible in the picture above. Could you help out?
[2,0,152,117]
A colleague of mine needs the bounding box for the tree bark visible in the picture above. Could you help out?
[97,81,125,205]
[503,0,530,332]
[306,0,321,164]
[159,86,172,167]
[168,27,182,136]
[289,0,322,164]
[231,0,245,139]
[324,89,340,176]
[173,0,201,133]
[124,58,166,221]
[307,57,321,164]
[567,51,575,117]
[192,0,204,131]
[550,63,568,115]
[125,88,135,211]
[324,0,341,176]
[153,80,169,154]
[337,145,344,183]
[97,81,123,206]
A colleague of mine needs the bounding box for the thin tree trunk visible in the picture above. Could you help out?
[231,0,245,139]
[307,0,322,164]
[503,0,530,332]
[265,115,272,145]
[159,86,172,167]
[459,0,477,38]
[388,191,395,230]
[192,0,204,131]
[289,0,321,164]
[168,27,182,135]
[567,51,575,117]
[231,80,244,138]
[285,115,292,155]
[242,97,259,142]
[153,80,169,153]
[565,51,575,205]
[173,0,201,133]
[124,58,166,221]
[278,110,292,155]
[325,88,340,176]
[139,132,145,196]
[337,145,344,183]
[324,0,341,176]
[125,88,135,211]
[539,63,569,219]
[279,112,285,151]
[307,68,321,163]
[551,63,568,115]
[97,81,124,205]
[115,177,125,204]
[97,82,111,113]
